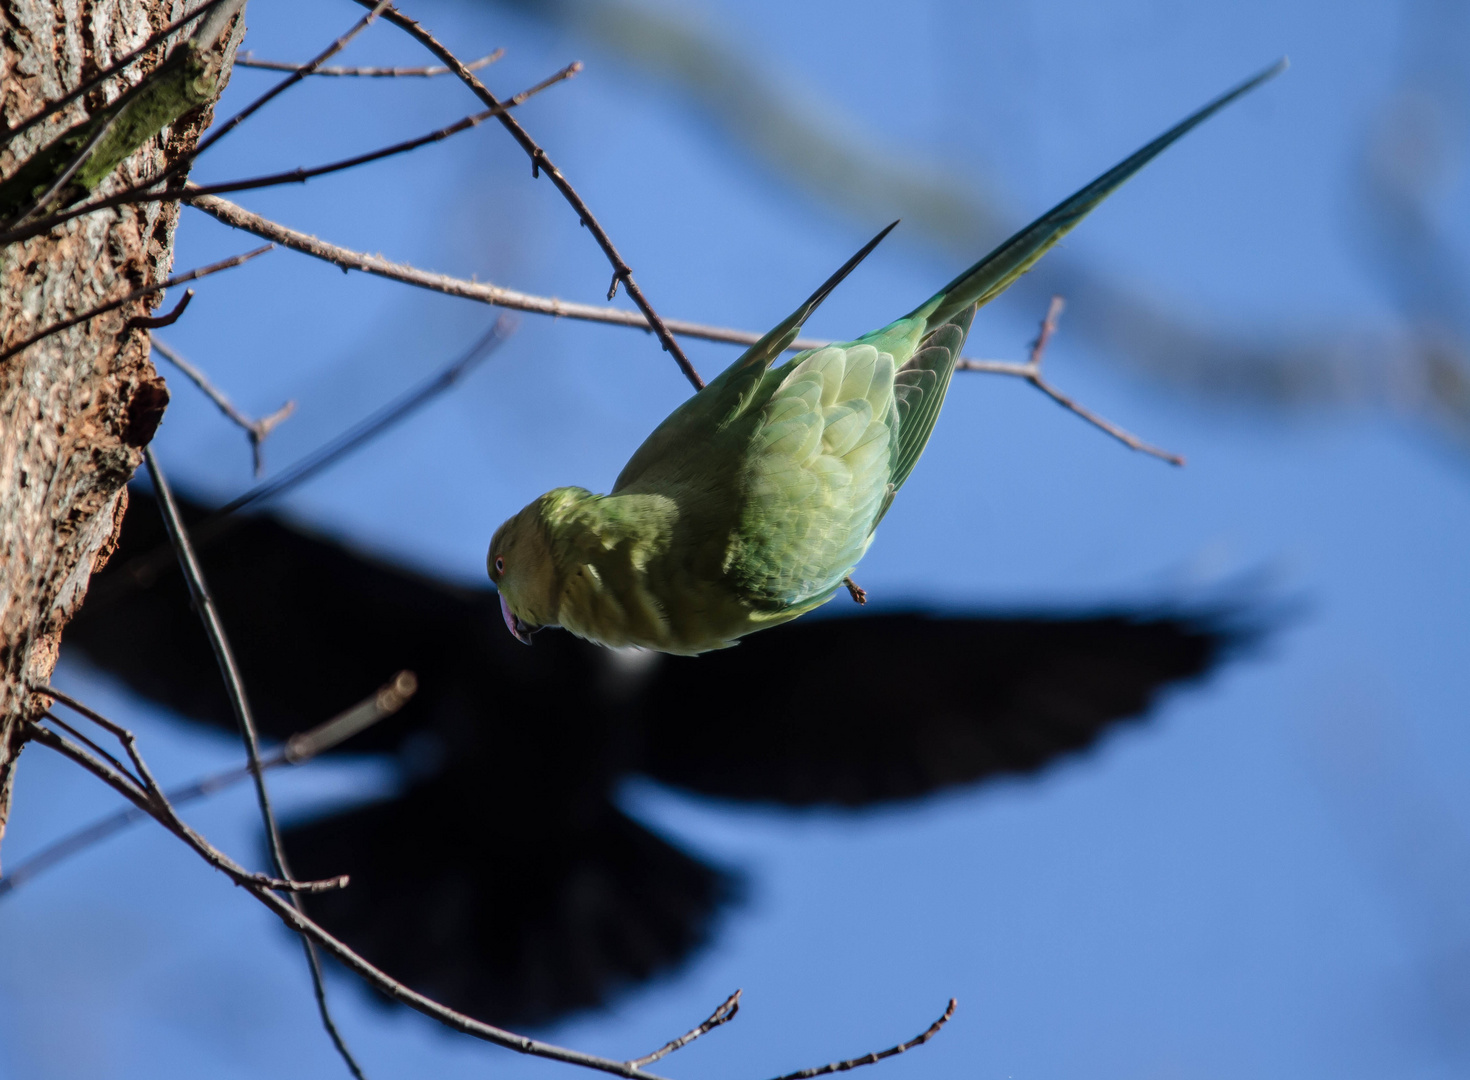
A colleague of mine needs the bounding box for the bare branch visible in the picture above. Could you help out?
[0,674,416,899]
[763,999,957,1080]
[237,48,503,77]
[958,296,1186,466]
[144,448,368,1080]
[187,193,834,349]
[29,716,954,1080]
[150,335,296,476]
[0,245,271,364]
[354,0,706,390]
[627,989,741,1069]
[126,289,194,330]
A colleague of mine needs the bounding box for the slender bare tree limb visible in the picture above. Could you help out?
[628,989,741,1069]
[353,0,707,390]
[236,48,504,77]
[144,448,369,1080]
[0,246,272,365]
[186,192,832,348]
[958,296,1185,466]
[150,335,296,476]
[26,712,956,1080]
[762,999,957,1080]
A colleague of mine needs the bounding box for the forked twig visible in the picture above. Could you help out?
[958,296,1185,466]
[0,246,271,365]
[237,48,503,77]
[353,0,707,391]
[763,999,957,1080]
[144,449,368,1080]
[627,989,741,1069]
[0,674,416,900]
[150,335,296,476]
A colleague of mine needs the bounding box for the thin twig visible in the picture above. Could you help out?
[126,288,193,330]
[354,0,706,390]
[29,717,954,1080]
[0,245,271,364]
[237,48,503,77]
[763,999,957,1080]
[627,989,741,1069]
[187,193,832,348]
[0,674,416,899]
[144,448,369,1080]
[957,296,1185,466]
[150,335,296,476]
[40,712,143,791]
[0,0,234,153]
[191,0,391,162]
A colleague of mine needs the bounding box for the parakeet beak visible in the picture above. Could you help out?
[499,591,538,645]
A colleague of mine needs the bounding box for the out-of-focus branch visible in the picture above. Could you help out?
[150,336,296,476]
[353,0,707,390]
[237,48,503,77]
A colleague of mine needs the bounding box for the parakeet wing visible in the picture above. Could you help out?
[613,223,897,494]
[729,340,899,606]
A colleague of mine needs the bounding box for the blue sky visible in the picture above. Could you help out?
[3,0,1469,1077]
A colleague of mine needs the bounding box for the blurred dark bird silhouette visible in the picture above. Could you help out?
[63,486,1255,1028]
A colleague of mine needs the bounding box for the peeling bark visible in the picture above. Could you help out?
[0,0,241,865]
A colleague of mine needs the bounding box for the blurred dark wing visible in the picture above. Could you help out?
[635,610,1249,806]
[284,772,736,1029]
[64,485,606,752]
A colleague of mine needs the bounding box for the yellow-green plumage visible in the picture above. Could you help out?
[488,62,1284,654]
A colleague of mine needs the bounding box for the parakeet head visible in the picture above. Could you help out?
[487,496,563,645]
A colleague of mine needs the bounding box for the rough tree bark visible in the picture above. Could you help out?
[0,0,242,863]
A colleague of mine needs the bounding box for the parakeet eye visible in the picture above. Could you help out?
[494,556,505,574]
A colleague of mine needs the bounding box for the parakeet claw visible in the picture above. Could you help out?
[500,592,539,645]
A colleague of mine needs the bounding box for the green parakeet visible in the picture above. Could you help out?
[490,63,1283,654]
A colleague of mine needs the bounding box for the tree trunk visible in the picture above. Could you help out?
[0,0,241,864]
